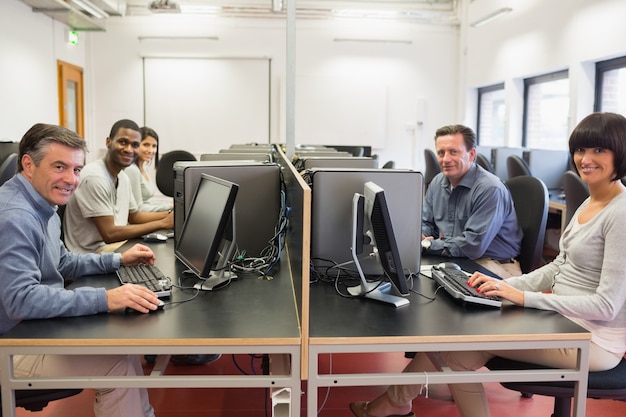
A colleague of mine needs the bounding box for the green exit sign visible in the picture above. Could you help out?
[68,30,79,45]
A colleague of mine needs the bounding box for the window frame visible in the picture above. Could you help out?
[476,82,505,146]
[594,55,626,112]
[522,69,569,148]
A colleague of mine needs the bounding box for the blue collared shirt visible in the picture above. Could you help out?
[422,164,522,260]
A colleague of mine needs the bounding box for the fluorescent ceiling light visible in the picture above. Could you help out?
[179,4,219,14]
[333,38,412,45]
[333,9,400,19]
[470,7,512,27]
[69,0,110,19]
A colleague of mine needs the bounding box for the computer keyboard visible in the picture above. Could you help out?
[116,264,172,298]
[431,266,501,308]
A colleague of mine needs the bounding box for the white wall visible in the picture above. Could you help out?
[0,0,87,141]
[88,15,459,169]
[5,0,626,167]
[464,0,626,146]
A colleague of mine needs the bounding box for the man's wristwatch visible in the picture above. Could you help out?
[421,239,432,251]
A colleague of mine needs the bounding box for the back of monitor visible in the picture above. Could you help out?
[200,152,273,163]
[296,156,378,171]
[491,147,525,181]
[173,161,281,258]
[307,168,423,275]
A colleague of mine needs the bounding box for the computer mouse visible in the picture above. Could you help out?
[434,262,462,271]
[124,300,164,314]
[143,233,168,243]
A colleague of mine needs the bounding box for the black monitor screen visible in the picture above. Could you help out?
[364,181,409,296]
[175,174,238,280]
[349,181,410,307]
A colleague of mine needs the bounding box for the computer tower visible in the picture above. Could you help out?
[173,161,281,258]
[305,168,423,275]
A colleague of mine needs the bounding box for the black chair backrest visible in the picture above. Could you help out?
[505,175,549,274]
[155,150,196,197]
[475,152,495,173]
[561,170,589,225]
[0,388,83,413]
[506,154,531,180]
[0,153,18,186]
[382,160,395,169]
[423,148,440,188]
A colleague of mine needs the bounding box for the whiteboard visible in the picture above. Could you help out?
[143,58,270,155]
[295,75,388,147]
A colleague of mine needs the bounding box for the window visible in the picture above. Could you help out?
[476,83,505,146]
[523,70,569,150]
[595,56,626,114]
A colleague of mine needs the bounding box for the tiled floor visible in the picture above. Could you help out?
[15,352,626,417]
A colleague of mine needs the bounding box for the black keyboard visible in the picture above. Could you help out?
[431,266,501,307]
[116,264,172,298]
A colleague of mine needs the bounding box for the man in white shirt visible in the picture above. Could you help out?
[64,119,173,253]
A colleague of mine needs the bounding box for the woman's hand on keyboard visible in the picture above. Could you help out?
[106,284,161,313]
[467,272,525,306]
[121,244,156,267]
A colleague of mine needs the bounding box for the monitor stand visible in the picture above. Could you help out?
[194,270,238,291]
[346,280,409,307]
[349,193,409,308]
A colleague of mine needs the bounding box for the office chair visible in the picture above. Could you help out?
[382,160,395,169]
[506,154,531,180]
[486,356,626,417]
[505,175,548,274]
[155,150,196,197]
[0,388,83,415]
[0,153,18,186]
[475,152,495,174]
[423,148,440,189]
[561,170,589,225]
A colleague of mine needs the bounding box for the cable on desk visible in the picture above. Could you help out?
[229,186,288,280]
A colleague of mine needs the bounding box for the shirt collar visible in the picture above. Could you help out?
[15,173,58,216]
[442,163,479,190]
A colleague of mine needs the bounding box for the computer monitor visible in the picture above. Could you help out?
[523,149,570,191]
[200,152,273,163]
[307,168,422,276]
[294,156,378,171]
[175,173,239,291]
[491,147,524,181]
[296,151,353,158]
[348,181,410,307]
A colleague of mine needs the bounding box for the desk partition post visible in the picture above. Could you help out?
[0,350,16,417]
[270,353,300,417]
[573,346,590,417]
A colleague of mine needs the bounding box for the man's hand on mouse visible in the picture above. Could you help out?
[106,284,162,313]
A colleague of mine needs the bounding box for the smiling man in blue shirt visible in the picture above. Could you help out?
[421,124,523,278]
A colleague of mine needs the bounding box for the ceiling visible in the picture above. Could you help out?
[19,0,459,31]
[127,0,458,22]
